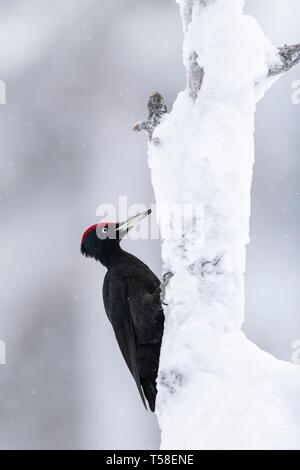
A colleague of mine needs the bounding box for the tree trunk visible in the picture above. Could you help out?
[136,0,300,450]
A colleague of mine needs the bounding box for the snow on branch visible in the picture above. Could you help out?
[133,91,168,141]
[178,1,208,99]
[179,0,216,30]
[269,44,300,76]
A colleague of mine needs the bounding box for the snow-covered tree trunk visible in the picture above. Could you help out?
[136,0,300,450]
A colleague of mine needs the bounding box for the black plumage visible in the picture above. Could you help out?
[81,210,164,411]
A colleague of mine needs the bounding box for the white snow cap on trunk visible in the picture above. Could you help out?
[149,0,300,450]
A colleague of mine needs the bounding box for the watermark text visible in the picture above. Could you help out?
[0,80,6,104]
[0,340,6,365]
[292,80,300,105]
[291,339,300,365]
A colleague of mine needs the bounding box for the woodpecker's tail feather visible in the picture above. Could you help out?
[141,376,157,412]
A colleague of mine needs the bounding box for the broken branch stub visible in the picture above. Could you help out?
[269,43,300,76]
[133,91,168,141]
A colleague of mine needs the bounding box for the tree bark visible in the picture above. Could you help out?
[136,0,300,450]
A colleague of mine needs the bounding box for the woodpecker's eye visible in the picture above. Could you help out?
[102,227,108,233]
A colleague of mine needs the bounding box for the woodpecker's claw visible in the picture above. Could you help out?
[160,272,174,305]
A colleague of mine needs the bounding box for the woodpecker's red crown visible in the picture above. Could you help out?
[81,222,115,244]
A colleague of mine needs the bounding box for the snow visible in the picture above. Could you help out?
[148,0,300,449]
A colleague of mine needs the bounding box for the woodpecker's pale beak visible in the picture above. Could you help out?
[116,209,151,238]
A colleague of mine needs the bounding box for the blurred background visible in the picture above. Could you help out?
[0,0,299,450]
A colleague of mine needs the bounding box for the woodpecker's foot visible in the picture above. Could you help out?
[160,271,174,305]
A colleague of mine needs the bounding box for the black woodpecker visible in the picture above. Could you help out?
[81,210,164,411]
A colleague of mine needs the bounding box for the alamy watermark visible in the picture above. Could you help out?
[0,80,6,104]
[291,340,300,365]
[291,80,300,105]
[94,196,205,246]
[0,340,6,365]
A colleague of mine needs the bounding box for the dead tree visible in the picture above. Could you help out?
[135,0,300,449]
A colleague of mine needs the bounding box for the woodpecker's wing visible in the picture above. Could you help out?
[103,276,147,410]
[126,286,164,411]
[114,314,147,410]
